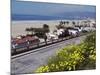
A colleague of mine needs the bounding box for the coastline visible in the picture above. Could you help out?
[11,19,95,37]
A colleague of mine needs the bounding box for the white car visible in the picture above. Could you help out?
[68,29,79,37]
[46,33,58,41]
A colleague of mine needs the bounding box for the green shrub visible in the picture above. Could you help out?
[35,32,96,73]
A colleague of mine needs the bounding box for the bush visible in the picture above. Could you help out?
[35,32,96,73]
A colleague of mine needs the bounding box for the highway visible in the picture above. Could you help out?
[11,35,87,74]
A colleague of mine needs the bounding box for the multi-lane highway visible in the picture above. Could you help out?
[11,35,87,74]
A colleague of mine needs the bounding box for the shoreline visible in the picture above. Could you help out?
[11,19,95,22]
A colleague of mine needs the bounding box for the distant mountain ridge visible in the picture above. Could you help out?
[12,12,96,20]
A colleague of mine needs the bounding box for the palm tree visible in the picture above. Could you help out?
[56,24,65,29]
[66,21,69,27]
[72,21,76,26]
[59,21,63,25]
[63,21,66,25]
[66,21,69,24]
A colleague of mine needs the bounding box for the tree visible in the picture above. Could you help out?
[72,21,76,26]
[34,28,45,38]
[59,21,63,25]
[25,27,36,35]
[66,21,69,25]
[56,24,65,29]
[43,24,50,33]
[43,24,49,29]
[63,21,66,25]
[66,21,69,27]
[25,27,33,35]
[43,34,47,44]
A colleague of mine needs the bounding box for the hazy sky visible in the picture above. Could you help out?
[12,0,96,15]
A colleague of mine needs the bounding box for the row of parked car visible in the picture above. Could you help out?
[47,26,95,40]
[48,27,82,40]
[65,26,95,37]
[11,26,95,50]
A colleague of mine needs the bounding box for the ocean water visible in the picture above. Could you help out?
[12,12,96,21]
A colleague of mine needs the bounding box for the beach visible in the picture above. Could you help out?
[11,19,95,37]
[11,20,60,37]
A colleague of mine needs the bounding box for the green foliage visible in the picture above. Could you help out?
[43,24,50,33]
[56,24,65,29]
[35,32,96,73]
[72,21,76,25]
[25,24,50,38]
[77,32,96,69]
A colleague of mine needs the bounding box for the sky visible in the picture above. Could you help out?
[11,0,96,16]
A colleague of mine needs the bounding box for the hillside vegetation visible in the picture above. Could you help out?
[35,32,96,73]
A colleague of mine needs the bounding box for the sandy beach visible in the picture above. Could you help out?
[11,19,95,37]
[11,20,60,37]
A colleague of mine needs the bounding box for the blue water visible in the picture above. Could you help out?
[12,12,96,21]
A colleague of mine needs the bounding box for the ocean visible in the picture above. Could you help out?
[12,12,96,21]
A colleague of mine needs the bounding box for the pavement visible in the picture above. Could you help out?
[11,35,87,74]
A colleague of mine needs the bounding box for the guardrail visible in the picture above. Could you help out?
[11,32,90,56]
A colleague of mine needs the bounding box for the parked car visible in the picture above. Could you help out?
[67,27,79,37]
[46,33,58,41]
